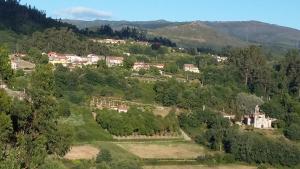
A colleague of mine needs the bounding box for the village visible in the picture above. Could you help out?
[7,47,277,131]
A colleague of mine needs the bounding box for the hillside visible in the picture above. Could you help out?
[66,19,300,51]
[148,22,249,48]
[0,0,76,34]
[204,21,300,49]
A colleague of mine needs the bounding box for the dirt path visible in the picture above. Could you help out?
[180,129,192,141]
[64,145,100,160]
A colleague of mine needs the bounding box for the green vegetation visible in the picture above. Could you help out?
[0,53,73,168]
[1,1,300,168]
[96,108,179,136]
[61,106,113,143]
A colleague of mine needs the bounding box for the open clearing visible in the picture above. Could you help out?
[64,145,99,160]
[143,164,256,169]
[116,142,209,159]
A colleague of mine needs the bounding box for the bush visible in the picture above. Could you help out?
[284,123,300,141]
[96,149,112,163]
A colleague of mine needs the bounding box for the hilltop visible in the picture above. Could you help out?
[148,22,248,48]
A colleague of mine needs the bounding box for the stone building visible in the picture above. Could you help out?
[243,105,276,129]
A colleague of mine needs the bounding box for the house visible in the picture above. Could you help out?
[243,105,276,129]
[223,114,236,120]
[11,58,35,72]
[118,105,128,113]
[183,64,200,73]
[93,39,126,44]
[152,63,165,70]
[0,80,6,89]
[48,52,69,66]
[212,55,228,63]
[133,62,150,71]
[106,56,124,67]
[66,54,86,63]
[87,54,105,64]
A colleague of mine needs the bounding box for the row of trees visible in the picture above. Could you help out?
[96,108,179,136]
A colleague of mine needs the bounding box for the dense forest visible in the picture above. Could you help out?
[0,0,76,34]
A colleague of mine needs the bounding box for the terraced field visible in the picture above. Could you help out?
[116,141,210,159]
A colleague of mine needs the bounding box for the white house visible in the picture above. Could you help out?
[106,56,124,67]
[133,62,150,71]
[87,54,105,64]
[212,55,228,63]
[183,64,200,73]
[48,52,69,66]
[152,63,165,70]
[243,105,276,129]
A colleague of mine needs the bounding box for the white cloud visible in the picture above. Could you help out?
[57,6,112,20]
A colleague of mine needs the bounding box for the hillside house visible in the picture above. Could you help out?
[106,56,124,67]
[66,54,86,63]
[118,105,128,113]
[212,55,228,63]
[48,52,69,66]
[11,58,35,72]
[93,39,126,44]
[183,64,200,73]
[152,63,165,70]
[133,62,150,71]
[243,105,276,129]
[87,54,105,64]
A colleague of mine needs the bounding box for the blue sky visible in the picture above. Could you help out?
[21,0,300,29]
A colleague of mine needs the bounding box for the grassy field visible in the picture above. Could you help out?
[61,106,113,143]
[97,142,140,161]
[116,141,211,159]
[143,164,257,169]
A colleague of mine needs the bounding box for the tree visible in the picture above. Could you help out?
[123,56,136,69]
[27,47,48,64]
[164,62,178,74]
[96,149,112,163]
[284,124,300,141]
[0,46,13,81]
[236,92,264,115]
[283,50,300,97]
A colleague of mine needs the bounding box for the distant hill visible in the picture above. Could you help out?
[203,21,300,49]
[66,19,300,51]
[63,19,186,30]
[148,22,248,48]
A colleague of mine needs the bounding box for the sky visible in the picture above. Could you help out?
[21,0,300,30]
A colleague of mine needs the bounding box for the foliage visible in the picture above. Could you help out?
[0,46,13,81]
[96,108,179,136]
[0,65,74,168]
[0,0,76,34]
[96,149,112,163]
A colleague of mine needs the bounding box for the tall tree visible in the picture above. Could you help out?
[0,46,13,81]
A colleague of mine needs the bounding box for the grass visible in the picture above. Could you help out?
[116,141,212,159]
[96,142,140,162]
[61,105,113,143]
[143,164,257,169]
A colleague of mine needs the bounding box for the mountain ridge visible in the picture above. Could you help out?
[64,19,300,50]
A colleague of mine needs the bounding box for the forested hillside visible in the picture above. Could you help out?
[0,0,76,34]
